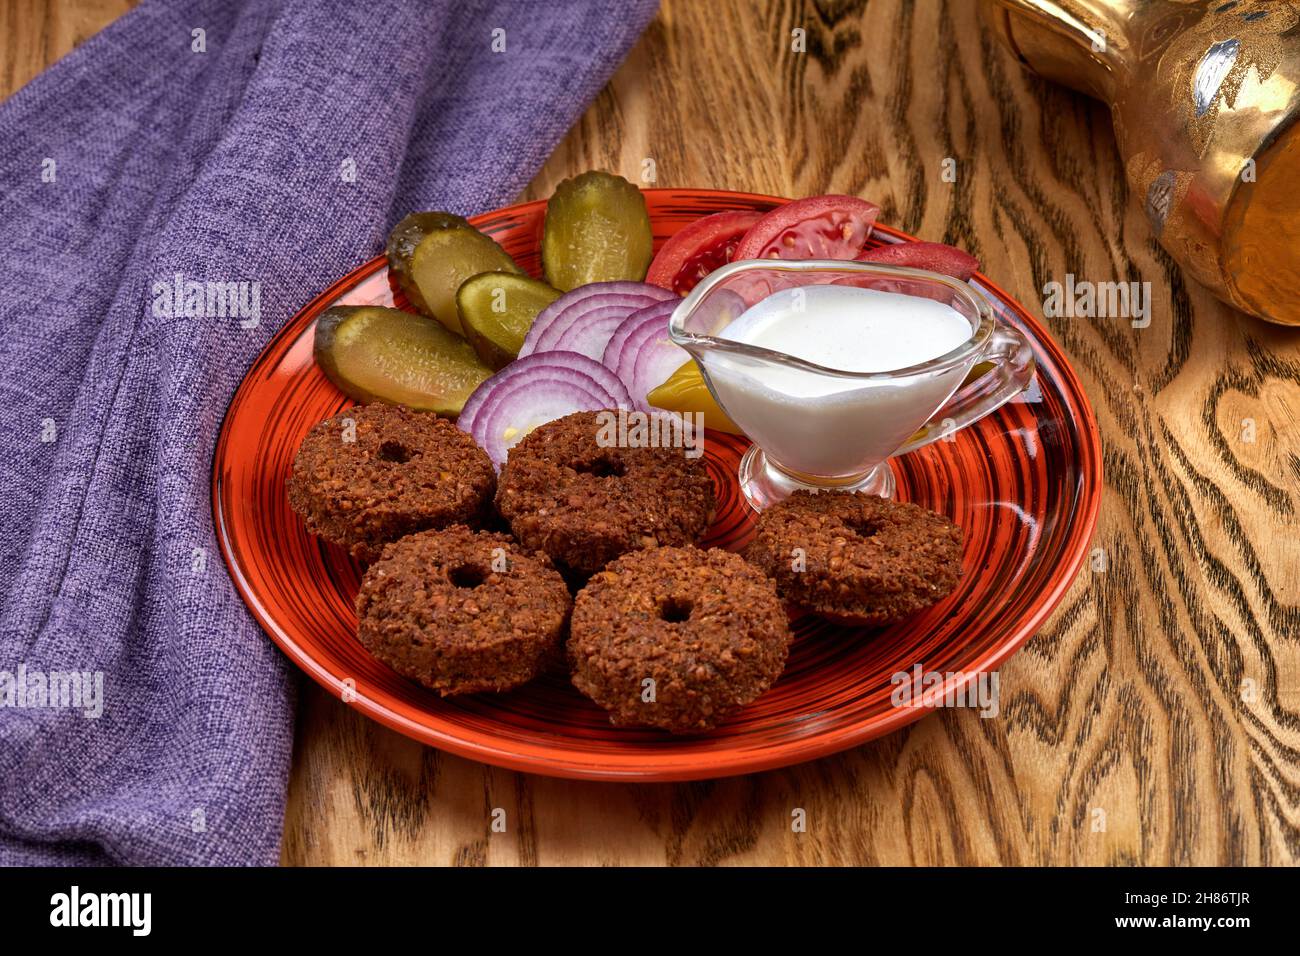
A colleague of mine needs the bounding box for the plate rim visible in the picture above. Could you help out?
[211,187,1104,781]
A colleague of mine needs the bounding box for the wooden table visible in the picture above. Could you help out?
[11,0,1298,866]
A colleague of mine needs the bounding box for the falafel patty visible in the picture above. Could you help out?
[356,526,571,695]
[495,410,715,577]
[744,490,963,626]
[569,547,791,733]
[288,403,495,563]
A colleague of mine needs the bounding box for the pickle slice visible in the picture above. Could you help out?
[313,306,492,416]
[456,273,562,370]
[385,212,461,315]
[385,212,522,334]
[541,171,653,291]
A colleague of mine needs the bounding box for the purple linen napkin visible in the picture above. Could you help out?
[0,0,656,866]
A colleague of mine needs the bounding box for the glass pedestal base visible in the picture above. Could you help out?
[737,446,896,511]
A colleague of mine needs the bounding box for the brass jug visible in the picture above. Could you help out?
[981,0,1300,325]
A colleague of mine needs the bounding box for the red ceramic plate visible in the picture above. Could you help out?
[213,189,1102,781]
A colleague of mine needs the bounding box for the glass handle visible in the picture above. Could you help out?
[894,324,1036,455]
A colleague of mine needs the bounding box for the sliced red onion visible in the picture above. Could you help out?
[545,304,642,361]
[602,300,676,375]
[627,319,692,413]
[475,376,606,466]
[526,294,631,354]
[601,300,685,411]
[519,281,675,358]
[457,351,632,468]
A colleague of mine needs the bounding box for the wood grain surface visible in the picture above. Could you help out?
[10,0,1298,866]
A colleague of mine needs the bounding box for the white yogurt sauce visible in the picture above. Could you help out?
[704,284,976,476]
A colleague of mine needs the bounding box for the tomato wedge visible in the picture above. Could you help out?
[856,240,981,281]
[646,210,762,295]
[732,194,879,261]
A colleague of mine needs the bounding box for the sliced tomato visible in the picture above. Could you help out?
[731,194,879,261]
[646,210,763,295]
[855,240,980,281]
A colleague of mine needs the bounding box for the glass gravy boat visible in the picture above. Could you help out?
[668,259,1035,509]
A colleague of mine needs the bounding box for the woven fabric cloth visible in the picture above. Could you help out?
[0,0,655,866]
